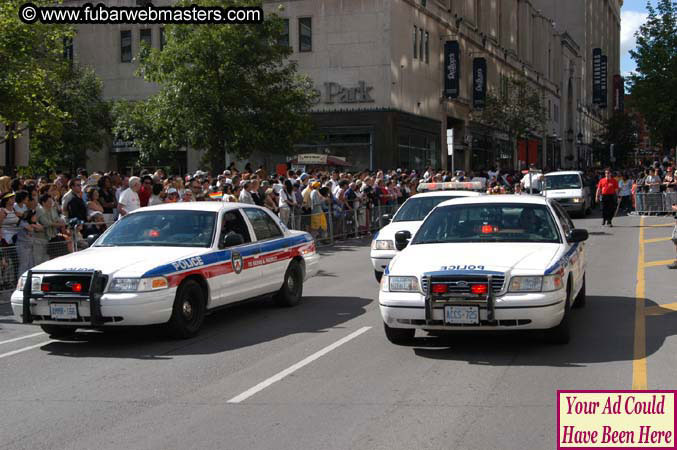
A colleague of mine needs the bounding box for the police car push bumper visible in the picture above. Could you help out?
[379,284,567,331]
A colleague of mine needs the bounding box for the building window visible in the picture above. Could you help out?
[424,31,429,63]
[413,26,418,59]
[298,17,312,52]
[554,104,559,123]
[279,18,290,47]
[419,28,424,62]
[120,30,132,62]
[160,27,166,50]
[63,37,73,61]
[140,28,152,48]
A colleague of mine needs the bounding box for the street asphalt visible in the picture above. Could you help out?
[0,211,676,450]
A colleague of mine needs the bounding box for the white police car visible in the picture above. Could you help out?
[371,182,484,282]
[11,202,319,339]
[379,195,587,345]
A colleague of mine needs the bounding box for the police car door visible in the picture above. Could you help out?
[243,208,289,295]
[212,209,260,307]
[551,202,584,293]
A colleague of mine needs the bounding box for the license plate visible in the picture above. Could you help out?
[444,305,479,325]
[49,303,78,320]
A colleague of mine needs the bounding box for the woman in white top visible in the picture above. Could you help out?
[278,180,296,227]
[618,173,634,214]
[1,193,20,244]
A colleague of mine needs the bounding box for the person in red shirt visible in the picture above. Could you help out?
[138,175,153,207]
[596,168,619,227]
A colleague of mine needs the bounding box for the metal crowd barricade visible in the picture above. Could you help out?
[634,193,677,215]
[0,218,115,294]
[285,204,400,247]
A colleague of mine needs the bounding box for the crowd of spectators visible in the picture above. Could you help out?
[0,155,674,288]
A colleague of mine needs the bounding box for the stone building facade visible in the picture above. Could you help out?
[55,0,621,173]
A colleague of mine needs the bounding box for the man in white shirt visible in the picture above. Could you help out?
[118,176,141,216]
[238,181,255,204]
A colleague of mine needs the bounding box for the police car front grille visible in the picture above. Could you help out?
[39,275,108,294]
[421,275,505,295]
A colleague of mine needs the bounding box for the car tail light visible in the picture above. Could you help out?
[471,284,488,295]
[71,283,82,293]
[431,283,448,294]
[40,283,50,292]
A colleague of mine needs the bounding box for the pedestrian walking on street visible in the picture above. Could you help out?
[596,168,619,227]
[669,204,677,270]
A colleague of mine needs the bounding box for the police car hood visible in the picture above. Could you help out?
[32,246,205,277]
[389,243,561,275]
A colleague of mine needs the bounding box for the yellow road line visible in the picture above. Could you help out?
[643,260,676,268]
[645,224,674,228]
[643,237,672,244]
[645,302,677,316]
[633,216,647,390]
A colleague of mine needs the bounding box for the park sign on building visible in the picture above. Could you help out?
[472,58,487,109]
[311,81,375,105]
[444,41,460,99]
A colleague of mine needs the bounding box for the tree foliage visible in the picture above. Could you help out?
[0,0,74,143]
[599,112,640,166]
[29,65,112,173]
[119,0,317,173]
[629,0,677,150]
[470,76,546,166]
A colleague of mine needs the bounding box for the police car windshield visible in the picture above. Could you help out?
[95,210,217,247]
[544,174,582,190]
[392,196,459,222]
[412,203,560,244]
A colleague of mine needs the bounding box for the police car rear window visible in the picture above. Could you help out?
[392,196,459,222]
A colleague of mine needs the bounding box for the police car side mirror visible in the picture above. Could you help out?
[86,234,98,247]
[567,229,589,243]
[395,230,412,251]
[381,214,391,225]
[222,232,244,248]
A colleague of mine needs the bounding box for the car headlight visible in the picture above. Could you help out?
[388,276,420,292]
[509,275,563,292]
[16,275,42,292]
[109,277,169,292]
[572,197,584,203]
[372,240,395,250]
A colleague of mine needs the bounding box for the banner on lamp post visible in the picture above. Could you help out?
[600,54,608,108]
[592,48,602,105]
[444,41,460,99]
[613,75,624,112]
[472,57,487,109]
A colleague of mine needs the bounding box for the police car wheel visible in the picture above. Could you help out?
[573,275,586,308]
[545,285,571,345]
[383,322,415,345]
[374,270,383,283]
[275,261,303,307]
[168,280,205,339]
[40,325,77,338]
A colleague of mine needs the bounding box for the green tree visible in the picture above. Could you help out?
[112,95,184,169]
[129,0,316,173]
[599,112,640,167]
[28,64,112,174]
[0,0,73,145]
[471,75,546,169]
[629,0,677,151]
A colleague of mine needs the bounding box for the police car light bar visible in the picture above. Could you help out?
[417,181,485,193]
